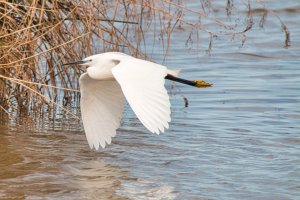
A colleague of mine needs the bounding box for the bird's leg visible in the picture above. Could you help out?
[165,74,212,88]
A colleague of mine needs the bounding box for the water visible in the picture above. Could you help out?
[1,1,300,199]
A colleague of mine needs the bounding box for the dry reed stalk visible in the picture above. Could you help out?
[0,0,289,125]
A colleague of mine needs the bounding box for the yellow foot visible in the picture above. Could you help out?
[194,80,213,88]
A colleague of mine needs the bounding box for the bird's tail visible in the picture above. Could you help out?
[167,69,181,77]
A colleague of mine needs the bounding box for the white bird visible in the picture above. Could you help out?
[63,52,211,150]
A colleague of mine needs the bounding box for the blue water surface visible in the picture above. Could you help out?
[0,1,299,199]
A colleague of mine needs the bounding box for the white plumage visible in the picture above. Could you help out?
[78,52,178,150]
[63,52,212,149]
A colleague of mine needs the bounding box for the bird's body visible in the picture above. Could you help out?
[64,52,211,150]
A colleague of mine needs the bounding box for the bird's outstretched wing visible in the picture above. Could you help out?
[112,58,171,134]
[79,73,125,149]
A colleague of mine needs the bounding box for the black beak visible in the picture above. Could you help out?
[62,60,88,66]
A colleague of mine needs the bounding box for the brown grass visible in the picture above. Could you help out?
[0,0,290,124]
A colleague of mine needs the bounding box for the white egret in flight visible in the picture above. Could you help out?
[63,52,212,150]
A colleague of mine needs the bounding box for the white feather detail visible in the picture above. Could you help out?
[112,58,171,135]
[79,73,125,150]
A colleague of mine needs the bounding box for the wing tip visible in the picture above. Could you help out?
[87,138,108,150]
[147,120,170,135]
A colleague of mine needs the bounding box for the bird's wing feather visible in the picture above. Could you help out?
[79,73,125,149]
[112,58,171,134]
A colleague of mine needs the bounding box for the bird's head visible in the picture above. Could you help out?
[63,54,120,80]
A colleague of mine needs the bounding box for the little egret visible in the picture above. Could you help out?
[63,52,212,150]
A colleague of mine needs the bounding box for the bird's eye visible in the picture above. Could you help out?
[89,59,92,62]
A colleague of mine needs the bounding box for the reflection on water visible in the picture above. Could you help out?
[0,129,129,199]
[1,1,300,200]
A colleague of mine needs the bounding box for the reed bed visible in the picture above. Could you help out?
[0,0,289,124]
